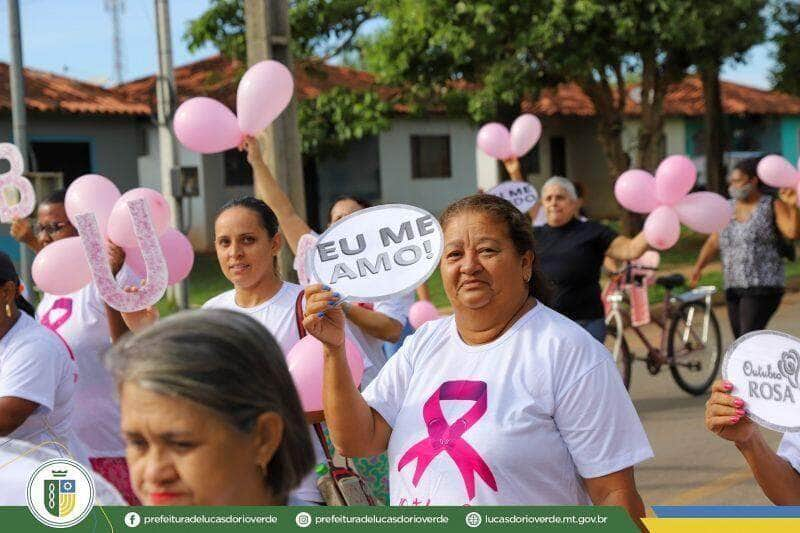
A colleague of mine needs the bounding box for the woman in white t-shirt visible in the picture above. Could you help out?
[12,189,138,504]
[241,136,418,377]
[0,252,87,465]
[705,379,800,503]
[302,194,652,517]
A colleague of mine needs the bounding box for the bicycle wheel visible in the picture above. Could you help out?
[604,311,632,390]
[668,301,721,395]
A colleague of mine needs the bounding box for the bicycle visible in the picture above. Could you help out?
[603,258,722,396]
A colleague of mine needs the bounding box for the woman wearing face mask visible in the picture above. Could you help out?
[107,309,315,506]
[690,157,800,338]
[10,189,138,503]
[533,176,649,342]
[241,136,416,380]
[304,195,652,519]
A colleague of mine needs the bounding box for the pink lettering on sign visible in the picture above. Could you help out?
[398,380,497,501]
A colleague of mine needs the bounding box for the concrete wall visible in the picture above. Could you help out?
[0,112,142,262]
[378,118,478,216]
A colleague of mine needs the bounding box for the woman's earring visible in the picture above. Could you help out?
[5,304,11,318]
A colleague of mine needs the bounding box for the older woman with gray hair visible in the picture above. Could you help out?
[533,176,649,342]
[105,309,314,506]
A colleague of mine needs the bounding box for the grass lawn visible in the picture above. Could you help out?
[162,238,800,316]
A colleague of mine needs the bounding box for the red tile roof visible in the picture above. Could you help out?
[5,54,800,118]
[115,54,395,111]
[522,76,800,117]
[0,62,149,116]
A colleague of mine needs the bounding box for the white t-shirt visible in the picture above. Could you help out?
[362,303,653,506]
[777,432,800,473]
[0,313,89,465]
[36,267,138,458]
[203,281,372,504]
[0,439,126,506]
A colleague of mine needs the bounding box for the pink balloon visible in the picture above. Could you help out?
[107,189,171,248]
[674,192,733,234]
[124,228,194,285]
[32,237,91,295]
[237,60,294,135]
[644,206,681,250]
[477,123,513,160]
[654,155,697,205]
[510,114,542,158]
[65,174,121,235]
[174,97,243,154]
[757,155,799,189]
[409,300,440,329]
[286,336,364,413]
[614,169,659,214]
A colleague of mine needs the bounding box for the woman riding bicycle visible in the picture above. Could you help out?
[534,176,649,342]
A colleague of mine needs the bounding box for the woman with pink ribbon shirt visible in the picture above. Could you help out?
[11,189,139,504]
[303,194,652,520]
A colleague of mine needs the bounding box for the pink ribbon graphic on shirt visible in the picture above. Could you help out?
[40,297,76,361]
[397,380,497,501]
[41,298,73,331]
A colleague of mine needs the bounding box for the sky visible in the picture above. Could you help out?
[0,0,779,90]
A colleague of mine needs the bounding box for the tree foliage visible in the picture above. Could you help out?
[772,1,800,95]
[184,0,390,158]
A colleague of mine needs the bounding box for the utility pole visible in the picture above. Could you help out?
[104,0,126,85]
[154,0,188,309]
[7,0,32,295]
[244,0,306,281]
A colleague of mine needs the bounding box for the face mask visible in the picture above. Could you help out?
[728,183,753,200]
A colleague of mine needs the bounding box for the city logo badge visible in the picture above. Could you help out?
[44,470,76,517]
[27,458,95,528]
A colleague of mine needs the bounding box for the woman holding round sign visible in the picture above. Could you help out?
[304,194,652,515]
[533,177,649,342]
[691,157,800,339]
[241,136,415,378]
[705,329,800,504]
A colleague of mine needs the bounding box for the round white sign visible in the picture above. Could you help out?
[306,204,443,301]
[27,458,96,528]
[487,181,538,213]
[722,330,800,432]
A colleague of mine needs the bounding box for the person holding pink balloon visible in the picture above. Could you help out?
[534,177,649,342]
[304,194,652,514]
[690,157,800,339]
[10,188,142,504]
[240,136,417,372]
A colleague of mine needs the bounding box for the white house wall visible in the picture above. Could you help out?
[137,126,213,251]
[378,118,478,216]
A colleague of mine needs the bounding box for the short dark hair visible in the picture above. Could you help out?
[217,196,279,238]
[734,157,760,181]
[41,188,67,206]
[0,252,35,317]
[439,194,553,305]
[105,309,315,500]
[328,195,372,222]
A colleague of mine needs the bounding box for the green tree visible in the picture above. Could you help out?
[682,1,766,193]
[772,1,800,96]
[183,0,390,157]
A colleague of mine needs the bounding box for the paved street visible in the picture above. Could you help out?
[630,291,800,510]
